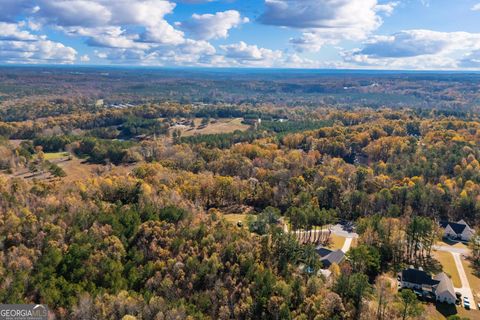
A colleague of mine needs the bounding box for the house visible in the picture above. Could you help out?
[399,267,438,293]
[440,219,475,241]
[398,267,457,305]
[433,273,456,304]
[316,247,345,268]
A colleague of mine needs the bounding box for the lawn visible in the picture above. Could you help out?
[462,258,480,307]
[224,214,250,226]
[44,152,70,160]
[425,301,480,320]
[328,233,346,251]
[433,250,462,288]
[437,239,469,250]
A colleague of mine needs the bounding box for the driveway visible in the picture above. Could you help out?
[451,252,477,310]
[435,244,476,311]
[432,244,469,255]
[330,224,359,239]
[341,237,353,253]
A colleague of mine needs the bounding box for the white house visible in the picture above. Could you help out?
[433,273,456,304]
[440,220,475,241]
[399,267,438,292]
[398,267,457,305]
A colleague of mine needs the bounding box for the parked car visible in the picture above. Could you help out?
[463,297,470,309]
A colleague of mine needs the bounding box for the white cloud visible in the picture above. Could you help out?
[0,21,77,64]
[472,3,480,11]
[259,0,395,52]
[289,32,338,52]
[80,54,90,62]
[460,50,480,68]
[176,0,217,3]
[178,10,249,40]
[0,39,77,64]
[31,0,186,48]
[37,0,112,27]
[0,22,38,41]
[220,41,282,66]
[94,39,217,66]
[343,30,480,69]
[141,20,185,45]
[375,2,399,16]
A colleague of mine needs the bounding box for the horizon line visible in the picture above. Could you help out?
[1,64,480,74]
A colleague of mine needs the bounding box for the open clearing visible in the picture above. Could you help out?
[224,214,250,226]
[44,152,70,160]
[328,233,346,251]
[178,118,249,137]
[58,157,136,182]
[433,250,462,288]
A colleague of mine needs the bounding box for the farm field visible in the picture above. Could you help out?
[176,118,250,137]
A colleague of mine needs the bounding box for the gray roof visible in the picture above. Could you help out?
[320,249,345,268]
[433,272,456,298]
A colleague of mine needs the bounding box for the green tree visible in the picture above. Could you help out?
[347,244,380,277]
[398,289,422,320]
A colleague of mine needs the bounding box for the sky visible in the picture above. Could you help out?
[1,0,480,69]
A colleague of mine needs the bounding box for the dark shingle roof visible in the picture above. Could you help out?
[401,268,439,286]
[440,221,467,234]
[316,247,333,258]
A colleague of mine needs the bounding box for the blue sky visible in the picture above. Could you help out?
[1,0,480,69]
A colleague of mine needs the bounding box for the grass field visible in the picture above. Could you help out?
[328,233,346,251]
[433,250,462,288]
[437,239,469,250]
[462,259,480,307]
[57,157,137,182]
[224,214,250,226]
[179,118,249,137]
[44,152,70,160]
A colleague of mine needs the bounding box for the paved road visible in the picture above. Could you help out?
[330,224,359,239]
[451,252,477,310]
[432,245,469,255]
[341,237,353,253]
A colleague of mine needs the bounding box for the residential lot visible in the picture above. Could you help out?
[432,250,462,288]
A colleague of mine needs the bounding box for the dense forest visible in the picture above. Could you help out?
[2,67,480,110]
[1,72,480,319]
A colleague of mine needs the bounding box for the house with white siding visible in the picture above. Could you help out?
[440,219,475,241]
[433,272,456,304]
[398,267,457,305]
